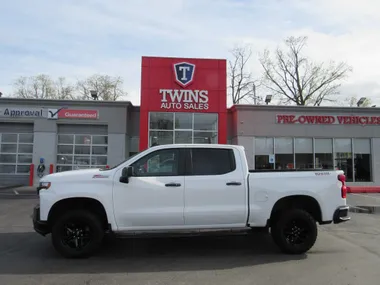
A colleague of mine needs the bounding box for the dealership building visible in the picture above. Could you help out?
[0,56,379,187]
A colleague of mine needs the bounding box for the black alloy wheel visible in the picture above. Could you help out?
[51,210,104,258]
[61,221,92,250]
[271,209,318,254]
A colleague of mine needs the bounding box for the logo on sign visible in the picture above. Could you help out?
[173,62,195,87]
[47,109,59,120]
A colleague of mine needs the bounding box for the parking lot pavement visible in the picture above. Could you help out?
[0,198,379,285]
[0,186,37,200]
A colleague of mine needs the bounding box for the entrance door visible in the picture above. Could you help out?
[183,147,247,228]
[113,148,186,230]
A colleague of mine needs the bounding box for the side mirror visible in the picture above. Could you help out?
[120,166,133,183]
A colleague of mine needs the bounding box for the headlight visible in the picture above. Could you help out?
[38,182,51,190]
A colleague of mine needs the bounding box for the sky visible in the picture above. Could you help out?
[1,0,380,107]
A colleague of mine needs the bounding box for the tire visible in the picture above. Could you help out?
[51,210,105,259]
[271,209,317,255]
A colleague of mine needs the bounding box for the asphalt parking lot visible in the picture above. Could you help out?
[0,190,379,285]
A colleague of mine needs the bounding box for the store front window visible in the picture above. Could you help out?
[275,137,294,169]
[254,137,274,170]
[334,138,353,182]
[254,137,372,182]
[0,133,33,174]
[56,134,108,172]
[353,138,371,182]
[315,138,333,169]
[295,138,313,169]
[148,112,218,146]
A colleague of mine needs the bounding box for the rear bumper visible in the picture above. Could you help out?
[32,205,50,236]
[333,205,351,224]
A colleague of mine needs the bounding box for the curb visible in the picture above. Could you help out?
[348,205,371,214]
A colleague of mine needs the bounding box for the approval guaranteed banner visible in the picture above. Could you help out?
[0,107,98,120]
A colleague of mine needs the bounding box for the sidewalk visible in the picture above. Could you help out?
[347,193,380,214]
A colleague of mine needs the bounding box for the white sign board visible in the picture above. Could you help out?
[269,154,275,164]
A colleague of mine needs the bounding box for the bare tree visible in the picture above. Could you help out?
[55,77,75,100]
[76,74,127,101]
[11,74,126,101]
[259,36,353,106]
[228,46,262,104]
[13,74,56,99]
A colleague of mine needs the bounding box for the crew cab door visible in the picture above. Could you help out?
[113,148,186,230]
[183,147,247,228]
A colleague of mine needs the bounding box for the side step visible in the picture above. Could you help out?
[112,227,267,239]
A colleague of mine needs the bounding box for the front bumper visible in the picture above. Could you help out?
[32,205,50,236]
[333,205,351,224]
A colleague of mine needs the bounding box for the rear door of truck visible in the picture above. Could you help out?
[183,146,248,228]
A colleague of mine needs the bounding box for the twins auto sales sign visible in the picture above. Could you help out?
[140,57,227,113]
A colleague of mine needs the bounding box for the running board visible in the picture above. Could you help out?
[112,227,262,239]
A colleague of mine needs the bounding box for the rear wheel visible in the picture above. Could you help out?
[51,210,104,258]
[271,209,317,254]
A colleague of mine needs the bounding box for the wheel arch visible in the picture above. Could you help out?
[269,195,322,226]
[48,197,109,230]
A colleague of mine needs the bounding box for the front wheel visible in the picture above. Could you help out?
[271,209,318,254]
[51,210,105,258]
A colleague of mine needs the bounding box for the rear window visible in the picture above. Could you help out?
[190,148,236,175]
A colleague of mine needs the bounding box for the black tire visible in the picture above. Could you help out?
[51,210,105,259]
[271,209,317,255]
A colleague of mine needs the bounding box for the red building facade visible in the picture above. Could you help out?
[139,56,227,151]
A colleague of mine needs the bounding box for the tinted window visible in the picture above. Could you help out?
[190,148,236,175]
[131,149,179,176]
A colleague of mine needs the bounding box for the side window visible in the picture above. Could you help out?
[131,149,179,177]
[190,148,236,175]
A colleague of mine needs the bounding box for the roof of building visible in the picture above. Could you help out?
[0,97,134,108]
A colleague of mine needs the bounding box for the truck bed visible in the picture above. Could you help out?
[249,168,336,173]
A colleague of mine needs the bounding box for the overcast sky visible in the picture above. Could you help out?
[1,0,379,106]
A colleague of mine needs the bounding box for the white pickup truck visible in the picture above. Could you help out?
[32,143,350,258]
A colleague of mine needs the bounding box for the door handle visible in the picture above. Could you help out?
[165,183,181,187]
[226,181,242,186]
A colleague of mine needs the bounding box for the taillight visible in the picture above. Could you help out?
[338,174,347,198]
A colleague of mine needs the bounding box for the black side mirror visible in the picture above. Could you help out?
[120,166,133,183]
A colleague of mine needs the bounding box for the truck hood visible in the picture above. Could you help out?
[40,168,110,182]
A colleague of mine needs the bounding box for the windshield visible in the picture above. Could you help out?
[100,152,140,171]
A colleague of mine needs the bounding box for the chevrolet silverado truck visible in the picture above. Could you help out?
[32,144,350,258]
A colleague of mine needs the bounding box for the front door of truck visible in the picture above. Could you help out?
[183,147,247,228]
[113,148,186,230]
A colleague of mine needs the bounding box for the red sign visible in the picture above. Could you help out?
[140,56,226,113]
[58,109,98,120]
[139,56,228,151]
[277,114,380,125]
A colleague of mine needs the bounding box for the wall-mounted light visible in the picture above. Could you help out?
[90,90,98,100]
[265,95,272,105]
[357,97,367,107]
